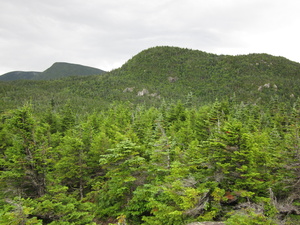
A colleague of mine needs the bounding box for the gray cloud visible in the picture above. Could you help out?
[0,0,299,74]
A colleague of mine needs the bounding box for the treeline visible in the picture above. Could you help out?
[1,98,300,224]
[2,46,300,116]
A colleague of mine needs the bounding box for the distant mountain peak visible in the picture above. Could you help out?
[0,71,41,81]
[0,62,106,81]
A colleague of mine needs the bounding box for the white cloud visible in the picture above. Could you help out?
[0,0,299,74]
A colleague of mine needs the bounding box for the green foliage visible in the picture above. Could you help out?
[2,46,300,224]
[225,209,277,225]
[2,46,300,114]
[0,105,50,197]
[0,198,42,224]
[1,100,300,223]
[96,139,146,218]
[25,196,96,224]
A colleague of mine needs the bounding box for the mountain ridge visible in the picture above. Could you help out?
[108,46,300,103]
[0,71,41,81]
[0,62,106,81]
[1,46,300,113]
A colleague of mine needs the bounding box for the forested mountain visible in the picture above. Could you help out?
[0,71,41,81]
[0,62,106,81]
[35,62,106,80]
[1,46,300,114]
[1,46,300,224]
[121,46,300,100]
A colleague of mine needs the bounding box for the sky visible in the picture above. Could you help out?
[0,0,300,74]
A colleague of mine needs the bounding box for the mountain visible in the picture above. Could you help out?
[34,62,106,80]
[0,62,106,81]
[1,46,300,113]
[0,71,41,81]
[108,46,300,104]
[2,87,300,224]
[2,46,300,224]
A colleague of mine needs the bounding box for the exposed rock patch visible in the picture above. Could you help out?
[123,87,135,92]
[137,88,149,96]
[168,76,178,83]
[186,222,225,225]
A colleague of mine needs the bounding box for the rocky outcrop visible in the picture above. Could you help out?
[137,88,149,96]
[168,76,178,83]
[123,87,135,92]
[186,222,225,225]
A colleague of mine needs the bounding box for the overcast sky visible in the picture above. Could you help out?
[0,0,299,74]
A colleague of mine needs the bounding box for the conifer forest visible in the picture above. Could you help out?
[1,46,300,224]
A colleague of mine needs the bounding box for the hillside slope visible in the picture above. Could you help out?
[1,46,300,113]
[2,46,300,224]
[112,46,300,103]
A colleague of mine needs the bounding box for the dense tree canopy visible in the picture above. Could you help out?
[1,46,300,224]
[1,98,300,224]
